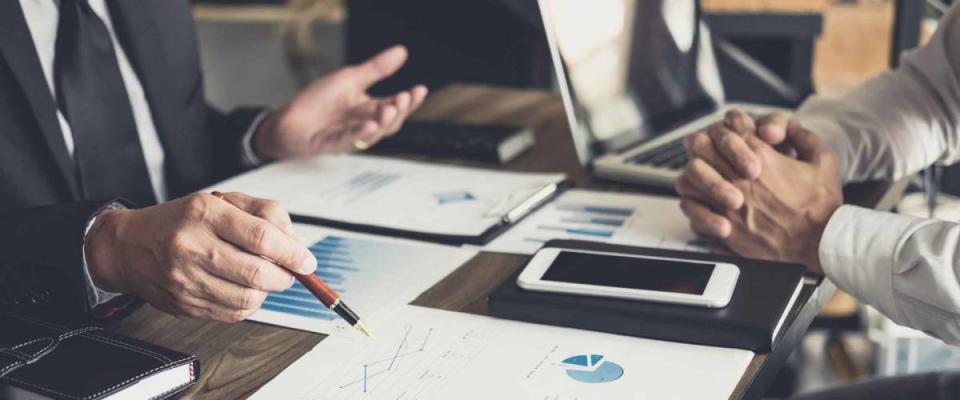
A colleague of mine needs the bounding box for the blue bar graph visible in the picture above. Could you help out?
[261,235,357,321]
[525,202,636,243]
[538,225,615,238]
[559,216,627,227]
[250,230,472,334]
[554,203,634,217]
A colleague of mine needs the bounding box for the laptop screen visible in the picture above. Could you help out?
[539,0,725,165]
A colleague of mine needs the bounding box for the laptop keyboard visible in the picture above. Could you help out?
[624,138,688,170]
[622,110,773,171]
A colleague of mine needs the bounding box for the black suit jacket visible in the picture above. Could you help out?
[0,1,262,315]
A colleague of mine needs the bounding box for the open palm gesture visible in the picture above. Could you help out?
[253,45,428,160]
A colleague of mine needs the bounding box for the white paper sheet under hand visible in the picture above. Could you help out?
[480,189,716,255]
[251,306,753,400]
[211,154,565,237]
[248,224,477,335]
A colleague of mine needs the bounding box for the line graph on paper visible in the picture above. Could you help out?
[329,325,490,399]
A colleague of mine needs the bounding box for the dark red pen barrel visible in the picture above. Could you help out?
[295,273,339,306]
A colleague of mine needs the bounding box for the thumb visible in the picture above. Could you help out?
[784,121,828,163]
[350,45,408,88]
[755,112,790,146]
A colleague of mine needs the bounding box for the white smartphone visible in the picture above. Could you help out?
[517,248,740,308]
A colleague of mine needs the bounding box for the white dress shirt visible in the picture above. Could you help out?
[20,0,263,309]
[795,3,960,344]
[20,0,169,202]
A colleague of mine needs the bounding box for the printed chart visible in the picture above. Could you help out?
[249,225,477,334]
[251,306,754,400]
[212,154,564,237]
[482,189,715,255]
[561,354,624,384]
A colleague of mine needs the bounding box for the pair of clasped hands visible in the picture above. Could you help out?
[675,110,845,275]
[84,46,426,322]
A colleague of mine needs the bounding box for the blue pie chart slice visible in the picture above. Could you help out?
[562,354,624,384]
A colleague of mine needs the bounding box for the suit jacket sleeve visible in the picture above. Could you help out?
[0,106,266,316]
[0,199,123,315]
[206,105,267,181]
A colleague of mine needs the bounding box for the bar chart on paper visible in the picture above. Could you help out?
[248,225,477,334]
[482,189,714,255]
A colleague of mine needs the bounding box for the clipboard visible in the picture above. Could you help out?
[291,180,575,245]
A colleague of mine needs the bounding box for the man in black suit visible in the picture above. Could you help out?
[0,0,426,321]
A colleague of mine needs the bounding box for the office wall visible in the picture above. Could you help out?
[195,14,345,110]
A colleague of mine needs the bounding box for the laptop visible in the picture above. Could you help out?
[539,0,786,187]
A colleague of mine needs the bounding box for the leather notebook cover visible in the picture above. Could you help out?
[488,240,807,352]
[0,313,199,400]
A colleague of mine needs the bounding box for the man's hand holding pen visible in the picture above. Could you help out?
[84,192,317,323]
[78,46,421,328]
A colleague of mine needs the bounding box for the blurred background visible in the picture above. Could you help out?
[190,0,955,397]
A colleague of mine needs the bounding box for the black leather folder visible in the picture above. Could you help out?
[488,240,807,352]
[0,313,199,400]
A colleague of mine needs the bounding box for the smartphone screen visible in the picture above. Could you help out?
[540,251,715,295]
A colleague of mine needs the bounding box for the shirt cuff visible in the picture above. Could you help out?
[241,111,271,167]
[818,205,926,322]
[82,202,126,309]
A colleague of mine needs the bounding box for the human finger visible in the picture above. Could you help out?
[755,112,790,145]
[349,45,408,88]
[194,265,271,310]
[723,109,756,137]
[381,91,412,136]
[212,207,317,275]
[679,197,732,238]
[409,85,428,111]
[683,131,740,179]
[784,120,830,163]
[706,123,761,179]
[202,243,296,292]
[683,158,744,210]
[213,192,295,237]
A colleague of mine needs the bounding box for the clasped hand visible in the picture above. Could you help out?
[675,110,844,274]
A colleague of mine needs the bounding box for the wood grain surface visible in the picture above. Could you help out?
[103,84,886,399]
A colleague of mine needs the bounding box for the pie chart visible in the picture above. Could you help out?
[562,354,624,384]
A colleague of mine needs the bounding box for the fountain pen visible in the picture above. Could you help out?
[210,191,374,338]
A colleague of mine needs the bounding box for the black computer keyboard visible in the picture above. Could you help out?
[624,138,688,170]
[624,110,771,170]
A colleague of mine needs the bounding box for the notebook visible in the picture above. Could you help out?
[0,313,198,400]
[488,240,807,352]
[371,120,536,164]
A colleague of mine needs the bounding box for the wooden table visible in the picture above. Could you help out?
[105,84,890,399]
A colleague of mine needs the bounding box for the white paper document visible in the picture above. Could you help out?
[212,154,565,237]
[251,306,753,400]
[249,224,477,334]
[481,189,713,255]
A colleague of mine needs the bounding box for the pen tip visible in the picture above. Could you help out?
[355,321,376,339]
